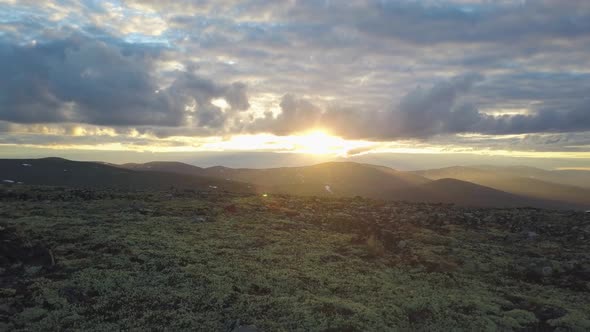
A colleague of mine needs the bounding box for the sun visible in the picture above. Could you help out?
[192,129,375,156]
[293,130,346,155]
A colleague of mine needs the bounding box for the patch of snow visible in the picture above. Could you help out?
[209,185,218,189]
[63,169,68,172]
[324,185,333,194]
[22,163,32,167]
[2,179,15,184]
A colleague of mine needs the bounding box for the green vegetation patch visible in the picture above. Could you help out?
[1,186,589,331]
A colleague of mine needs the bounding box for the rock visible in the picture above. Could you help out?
[378,230,397,249]
[233,325,258,332]
[227,319,259,332]
[0,288,16,297]
[193,215,209,223]
[562,260,578,271]
[526,231,539,239]
[0,303,13,314]
[24,265,42,276]
[333,212,354,220]
[397,240,407,249]
[535,306,567,322]
[408,307,433,324]
[524,264,554,281]
[282,208,299,217]
[224,204,238,213]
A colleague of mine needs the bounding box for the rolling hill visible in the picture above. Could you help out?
[475,165,590,189]
[122,160,581,209]
[389,178,571,209]
[415,166,590,207]
[123,161,429,197]
[0,158,253,192]
[2,158,586,209]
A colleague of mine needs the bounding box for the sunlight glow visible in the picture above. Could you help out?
[197,130,374,156]
[3,126,590,160]
[292,131,349,155]
[211,98,230,110]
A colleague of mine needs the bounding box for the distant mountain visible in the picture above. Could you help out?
[122,161,205,175]
[0,158,253,192]
[474,165,590,189]
[3,158,584,209]
[123,161,429,198]
[389,178,569,209]
[415,166,590,207]
[119,160,582,209]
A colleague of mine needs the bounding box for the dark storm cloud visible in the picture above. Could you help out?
[247,94,322,135]
[473,103,590,135]
[354,73,590,138]
[244,73,484,139]
[0,33,249,128]
[361,73,590,138]
[351,0,590,44]
[246,73,590,139]
[381,73,484,138]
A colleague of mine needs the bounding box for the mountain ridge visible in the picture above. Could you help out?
[1,158,587,210]
[0,158,253,192]
[414,165,590,207]
[118,160,586,209]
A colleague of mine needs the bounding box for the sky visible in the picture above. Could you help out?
[0,0,589,169]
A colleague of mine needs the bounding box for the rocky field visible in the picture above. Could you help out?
[1,185,589,331]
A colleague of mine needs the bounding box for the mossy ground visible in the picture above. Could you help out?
[1,186,589,331]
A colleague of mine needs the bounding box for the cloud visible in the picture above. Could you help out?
[474,103,590,135]
[0,33,249,129]
[381,73,484,138]
[246,94,323,135]
[1,0,590,158]
[244,73,590,139]
[351,0,590,44]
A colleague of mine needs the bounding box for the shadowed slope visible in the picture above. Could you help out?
[476,165,590,189]
[415,166,590,207]
[124,161,431,198]
[0,158,253,192]
[118,160,582,209]
[389,178,570,208]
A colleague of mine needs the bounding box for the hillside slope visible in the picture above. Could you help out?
[121,161,430,198]
[477,165,590,189]
[390,178,570,209]
[415,166,590,207]
[119,160,581,209]
[0,158,253,192]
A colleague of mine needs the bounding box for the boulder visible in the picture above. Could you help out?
[193,215,209,223]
